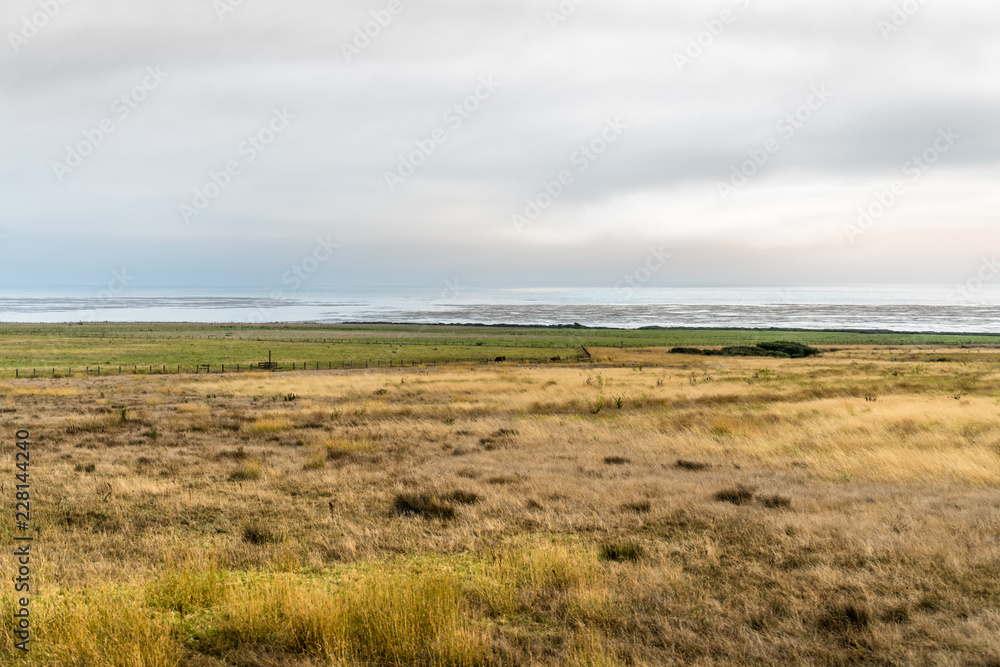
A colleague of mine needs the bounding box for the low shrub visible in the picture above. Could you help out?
[714,485,757,505]
[599,542,644,563]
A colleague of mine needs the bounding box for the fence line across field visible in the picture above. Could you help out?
[9,354,589,379]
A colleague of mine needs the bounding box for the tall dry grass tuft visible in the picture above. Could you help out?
[469,541,601,618]
[240,416,293,434]
[567,630,628,667]
[213,568,490,666]
[0,588,180,666]
[145,556,229,615]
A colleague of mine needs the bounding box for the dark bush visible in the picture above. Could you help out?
[754,341,821,358]
[600,542,645,563]
[720,346,787,358]
[670,341,820,359]
[758,494,792,509]
[669,347,706,355]
[442,490,480,505]
[714,485,757,505]
[242,523,278,545]
[881,604,911,624]
[818,603,872,632]
[393,493,456,520]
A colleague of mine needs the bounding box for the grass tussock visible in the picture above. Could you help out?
[599,542,645,563]
[758,493,792,509]
[621,500,651,514]
[303,449,327,470]
[145,557,229,614]
[65,415,127,434]
[675,459,711,471]
[818,602,872,633]
[393,493,457,520]
[324,436,375,460]
[243,522,280,545]
[479,428,518,451]
[442,490,481,506]
[714,485,757,505]
[212,568,489,666]
[240,416,293,434]
[228,462,262,482]
[0,588,180,666]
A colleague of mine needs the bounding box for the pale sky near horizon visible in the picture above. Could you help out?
[1,0,998,290]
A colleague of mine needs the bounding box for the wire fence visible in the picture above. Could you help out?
[7,354,591,379]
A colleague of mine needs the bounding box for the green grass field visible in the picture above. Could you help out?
[1,323,999,378]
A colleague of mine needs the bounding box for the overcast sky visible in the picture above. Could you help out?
[1,0,998,290]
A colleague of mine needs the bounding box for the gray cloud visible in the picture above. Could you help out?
[1,0,998,289]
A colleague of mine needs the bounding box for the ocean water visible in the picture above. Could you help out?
[1,285,999,333]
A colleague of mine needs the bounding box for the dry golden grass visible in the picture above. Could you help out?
[1,346,999,665]
[240,416,294,434]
